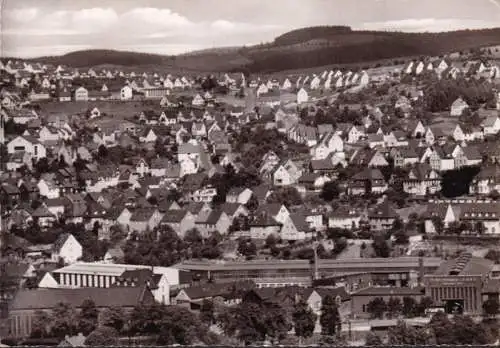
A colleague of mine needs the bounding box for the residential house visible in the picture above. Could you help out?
[425,201,500,234]
[280,213,315,241]
[51,233,83,265]
[226,187,253,205]
[7,135,47,160]
[350,148,389,168]
[368,200,398,231]
[482,115,500,136]
[311,132,344,160]
[159,210,196,238]
[297,88,309,104]
[128,208,163,233]
[450,97,469,116]
[470,164,500,195]
[195,209,231,237]
[348,168,388,196]
[74,86,88,101]
[392,146,419,167]
[328,206,362,230]
[256,203,290,224]
[249,212,282,239]
[403,163,441,196]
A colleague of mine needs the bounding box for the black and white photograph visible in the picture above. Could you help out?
[1,0,500,346]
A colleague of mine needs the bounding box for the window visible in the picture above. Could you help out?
[362,304,366,312]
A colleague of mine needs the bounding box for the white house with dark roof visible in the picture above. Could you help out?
[51,233,82,265]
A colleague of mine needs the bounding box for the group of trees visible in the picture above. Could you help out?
[423,77,496,113]
[30,300,124,345]
[218,292,342,345]
[10,222,109,262]
[366,296,433,319]
[123,225,222,266]
[368,311,498,345]
[30,300,217,346]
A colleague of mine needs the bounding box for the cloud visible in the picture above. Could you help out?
[71,8,118,32]
[487,0,500,10]
[358,18,500,32]
[121,7,193,28]
[5,7,39,23]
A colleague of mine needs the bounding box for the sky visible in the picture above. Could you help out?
[2,0,500,58]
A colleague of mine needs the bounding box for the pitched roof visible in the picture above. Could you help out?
[10,286,152,310]
[161,209,189,223]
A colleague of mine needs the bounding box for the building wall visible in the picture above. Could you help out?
[424,275,483,314]
[351,293,424,319]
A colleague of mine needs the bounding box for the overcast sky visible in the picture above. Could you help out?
[2,0,500,58]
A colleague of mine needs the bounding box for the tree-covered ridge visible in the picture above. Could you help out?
[9,27,500,73]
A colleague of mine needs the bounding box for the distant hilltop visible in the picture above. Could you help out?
[8,26,500,74]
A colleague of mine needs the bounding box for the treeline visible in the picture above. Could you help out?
[239,28,500,73]
[423,77,496,112]
[273,26,353,46]
[27,49,175,68]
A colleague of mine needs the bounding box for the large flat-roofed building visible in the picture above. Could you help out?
[424,253,494,314]
[174,257,443,288]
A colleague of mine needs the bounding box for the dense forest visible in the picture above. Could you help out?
[9,27,500,73]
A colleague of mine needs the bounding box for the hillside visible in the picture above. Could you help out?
[19,26,500,74]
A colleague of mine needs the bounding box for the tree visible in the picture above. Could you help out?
[483,297,500,317]
[366,297,386,319]
[372,235,391,258]
[319,295,341,337]
[157,306,207,345]
[200,299,215,324]
[428,311,455,345]
[30,310,51,338]
[218,292,291,345]
[237,238,257,258]
[266,187,303,207]
[77,299,99,335]
[50,302,79,339]
[402,296,417,318]
[365,331,383,345]
[387,297,402,319]
[184,228,203,245]
[292,298,317,344]
[416,296,433,316]
[319,181,340,201]
[98,306,125,332]
[388,320,434,344]
[84,327,119,346]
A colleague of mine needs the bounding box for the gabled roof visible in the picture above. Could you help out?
[161,209,189,223]
[369,200,398,219]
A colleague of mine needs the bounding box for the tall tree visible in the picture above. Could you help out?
[319,295,341,337]
[30,310,51,338]
[387,297,402,319]
[77,299,99,335]
[483,297,499,318]
[428,311,455,345]
[98,306,126,332]
[50,302,79,339]
[199,299,215,325]
[367,297,387,319]
[292,298,317,345]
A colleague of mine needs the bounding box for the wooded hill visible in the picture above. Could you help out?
[14,26,500,73]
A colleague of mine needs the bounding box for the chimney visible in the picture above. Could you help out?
[418,257,424,286]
